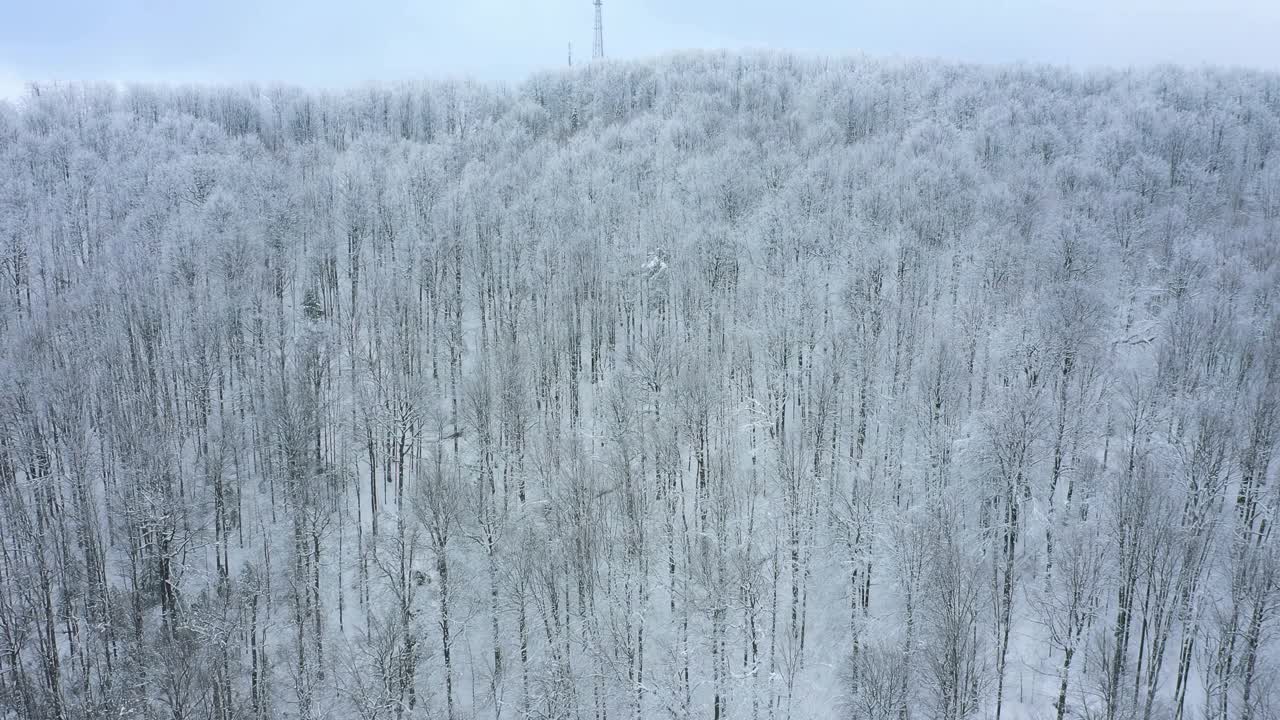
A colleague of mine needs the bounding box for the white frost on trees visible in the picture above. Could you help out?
[0,54,1277,720]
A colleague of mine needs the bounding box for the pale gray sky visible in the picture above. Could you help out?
[1,0,1278,97]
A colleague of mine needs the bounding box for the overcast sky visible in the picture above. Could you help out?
[2,0,1279,98]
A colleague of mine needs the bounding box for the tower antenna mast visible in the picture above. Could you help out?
[592,0,604,60]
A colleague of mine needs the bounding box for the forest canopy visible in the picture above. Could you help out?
[0,51,1278,720]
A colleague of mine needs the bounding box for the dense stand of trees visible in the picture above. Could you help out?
[0,52,1278,720]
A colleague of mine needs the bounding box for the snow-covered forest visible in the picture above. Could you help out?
[0,52,1278,720]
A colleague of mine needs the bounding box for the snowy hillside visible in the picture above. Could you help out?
[0,52,1278,720]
